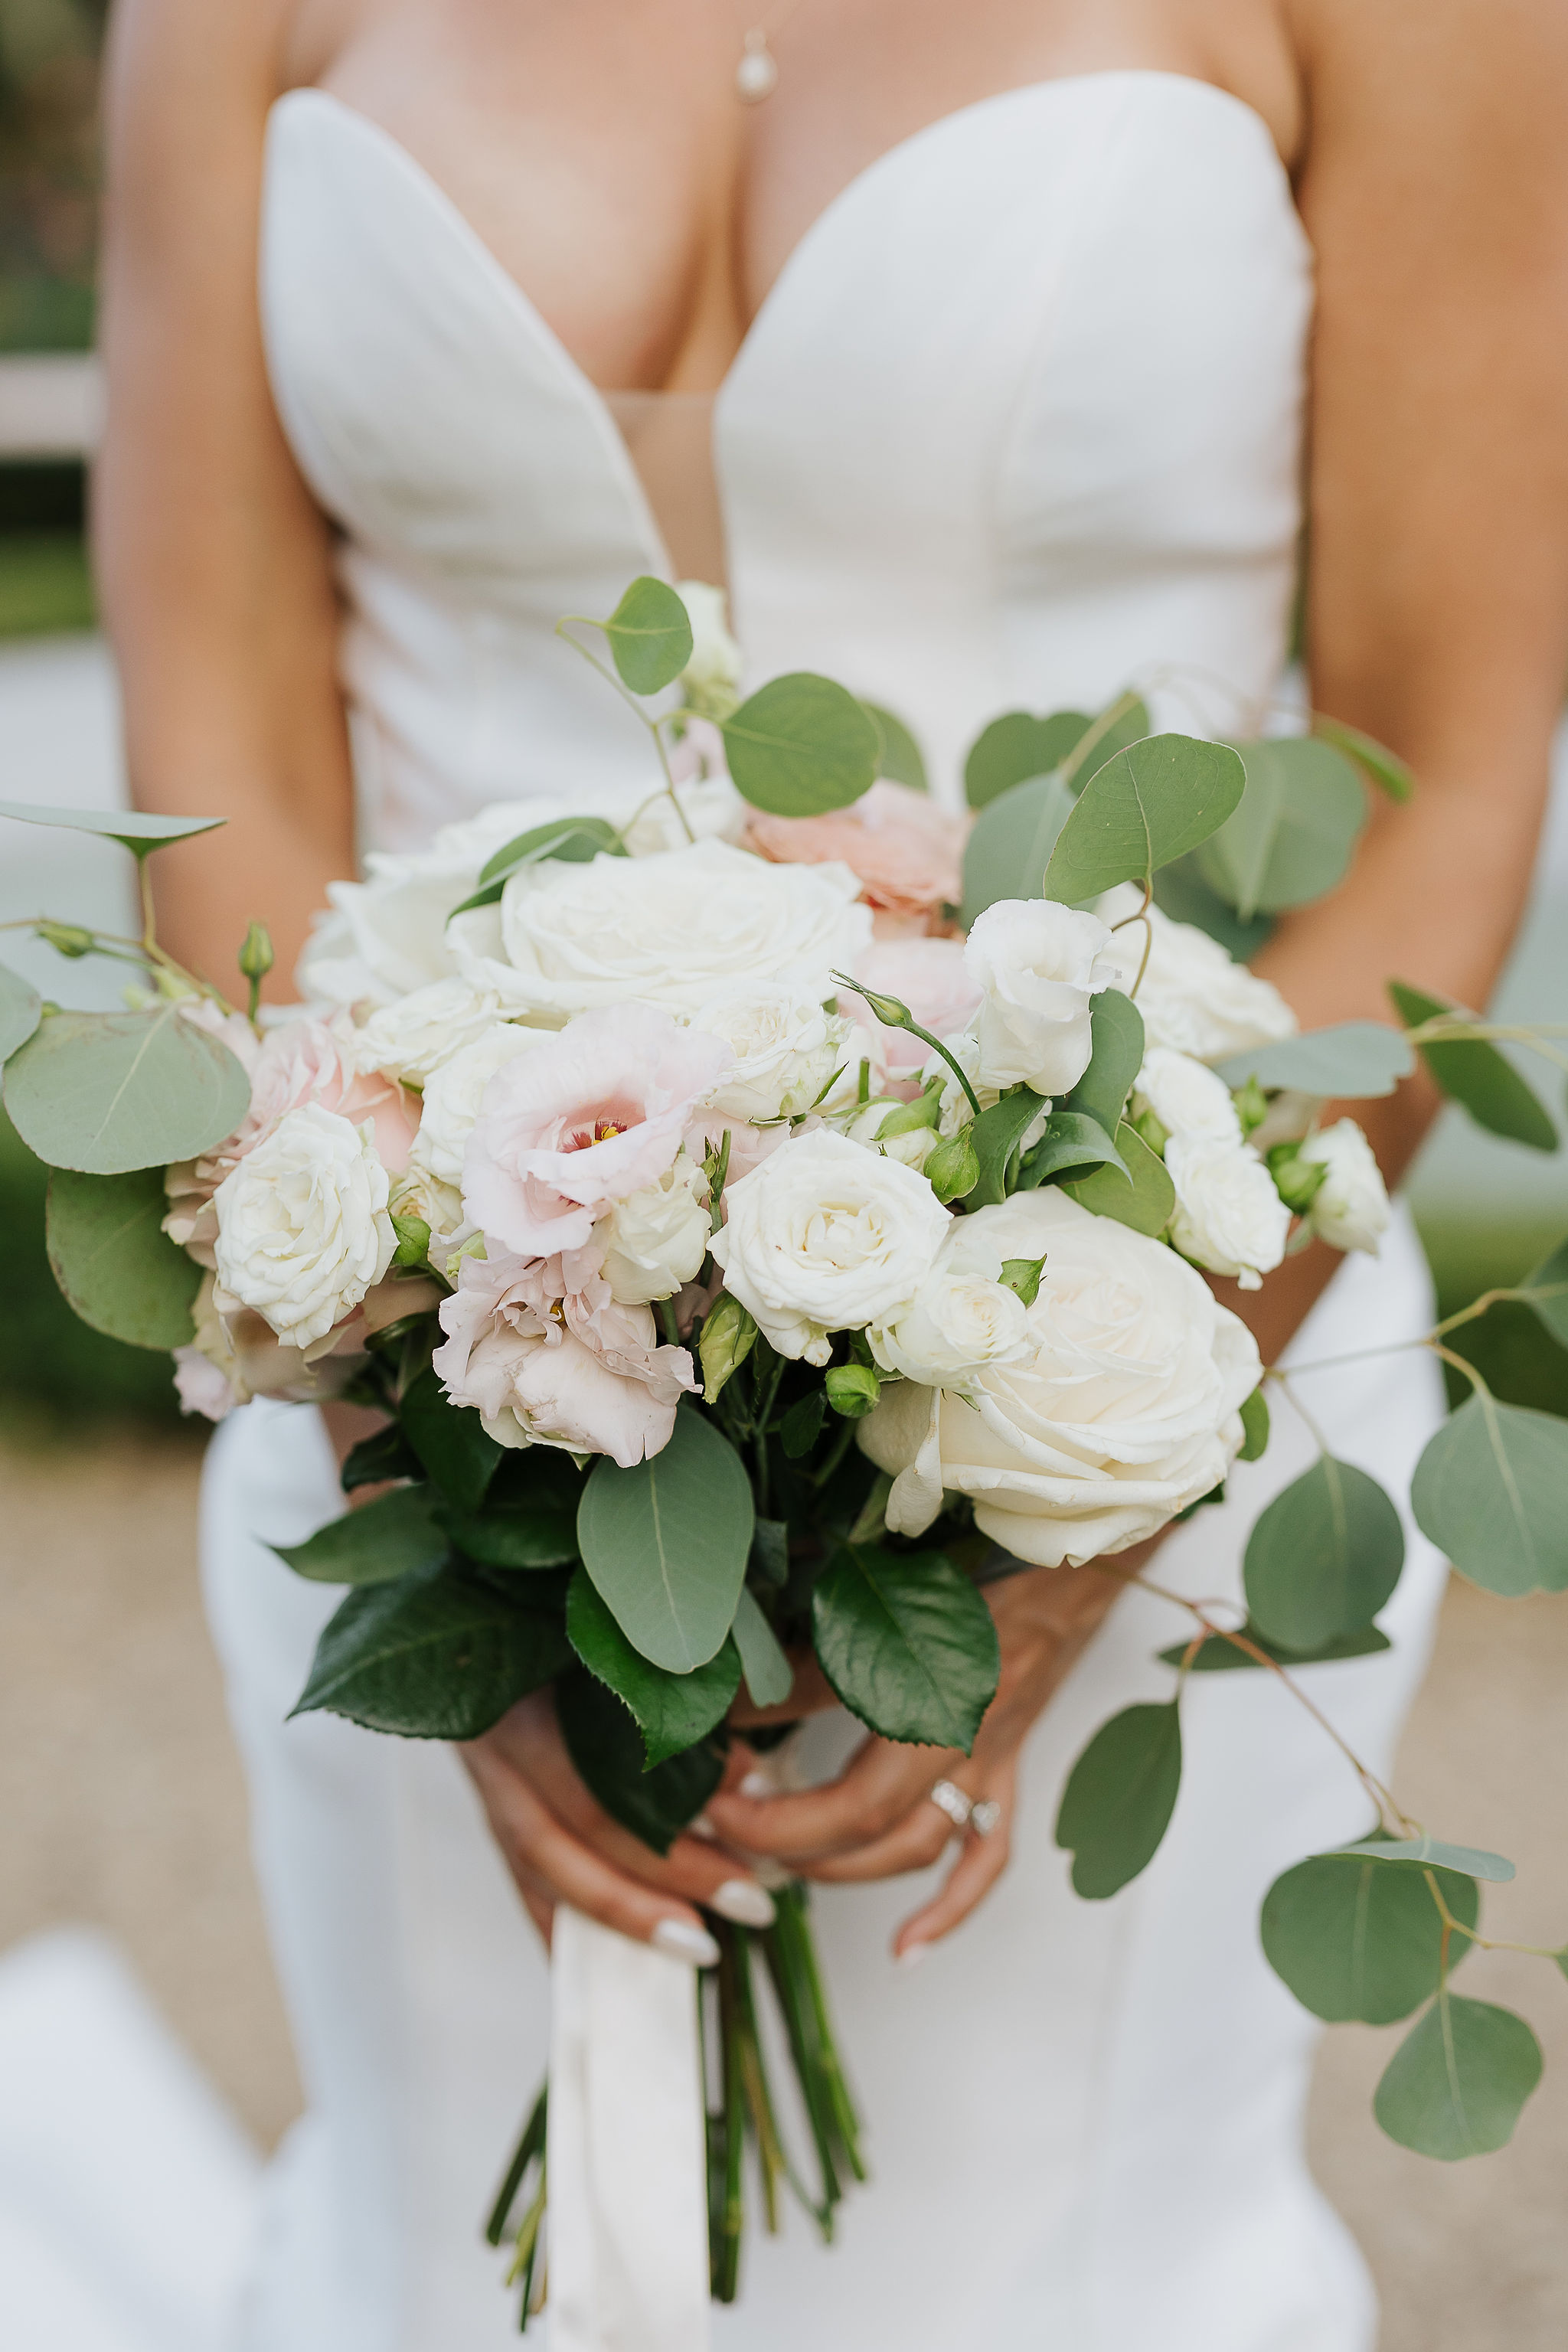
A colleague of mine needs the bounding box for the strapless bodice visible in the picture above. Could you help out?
[260,74,1312,846]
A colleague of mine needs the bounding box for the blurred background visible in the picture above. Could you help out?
[0,4,1564,2344]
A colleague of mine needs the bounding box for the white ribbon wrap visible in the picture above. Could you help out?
[547,1906,711,2352]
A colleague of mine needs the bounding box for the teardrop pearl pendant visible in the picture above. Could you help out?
[736,28,779,103]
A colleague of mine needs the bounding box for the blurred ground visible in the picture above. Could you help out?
[1,1424,1565,2347]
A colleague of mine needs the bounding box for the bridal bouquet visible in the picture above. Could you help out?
[5,575,1568,2313]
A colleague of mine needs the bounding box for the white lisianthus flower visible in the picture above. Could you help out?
[690,982,853,1122]
[407,1021,544,1188]
[710,1129,949,1364]
[212,1103,397,1347]
[601,1158,713,1305]
[860,1189,1260,1566]
[1165,1135,1291,1289]
[963,898,1121,1097]
[1298,1119,1391,1256]
[869,1223,1031,1390]
[351,978,505,1086]
[1098,887,1298,1063]
[676,580,744,716]
[846,1097,938,1171]
[1133,1047,1243,1145]
[449,838,871,1022]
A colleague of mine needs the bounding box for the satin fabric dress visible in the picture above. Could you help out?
[202,72,1449,2349]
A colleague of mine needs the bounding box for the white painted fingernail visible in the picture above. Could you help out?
[652,1918,721,1968]
[739,1769,776,1799]
[710,1878,776,1929]
[897,1941,929,1971]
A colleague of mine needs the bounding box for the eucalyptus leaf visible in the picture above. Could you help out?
[44,1165,202,1349]
[1523,1236,1568,1351]
[721,674,880,816]
[1411,1391,1568,1596]
[1243,1457,1405,1650]
[963,710,1090,810]
[1324,1833,1515,1883]
[577,1406,754,1671]
[600,576,693,694]
[1014,1109,1129,1191]
[0,799,226,857]
[566,1569,740,1766]
[1239,1385,1270,1462]
[449,816,622,918]
[1262,1851,1479,2023]
[273,1485,449,1586]
[1041,737,1246,905]
[1193,739,1366,920]
[1054,1701,1182,1899]
[810,1545,999,1750]
[1390,981,1557,1152]
[1061,989,1144,1136]
[1312,715,1415,803]
[861,701,929,792]
[1063,1121,1174,1236]
[399,1365,503,1512]
[1153,859,1276,959]
[1063,695,1154,792]
[959,772,1074,926]
[555,1666,723,1853]
[963,1086,1047,1208]
[732,1585,795,1707]
[0,961,41,1062]
[1214,1022,1415,1101]
[292,1566,570,1737]
[5,1004,252,1174]
[1374,1992,1542,2160]
[1157,1622,1390,1672]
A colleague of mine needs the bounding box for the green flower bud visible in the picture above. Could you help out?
[238,920,275,982]
[1232,1077,1269,1138]
[37,919,93,959]
[698,1291,758,1403]
[1266,1142,1328,1216]
[825,1362,881,1419]
[925,1125,980,1204]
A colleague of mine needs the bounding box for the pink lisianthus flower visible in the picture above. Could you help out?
[844,936,983,1080]
[433,1246,697,1466]
[746,781,969,929]
[165,1015,418,1267]
[462,1004,732,1260]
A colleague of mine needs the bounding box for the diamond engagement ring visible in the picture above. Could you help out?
[928,1780,1003,1838]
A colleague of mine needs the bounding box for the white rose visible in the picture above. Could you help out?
[407,1021,544,1188]
[601,1158,713,1304]
[1165,1134,1291,1289]
[676,580,743,714]
[846,1097,939,1171]
[861,1189,1260,1566]
[451,838,871,1021]
[351,978,505,1086]
[869,1223,1031,1389]
[1133,1046,1243,1144]
[1299,1119,1391,1256]
[709,1129,949,1364]
[963,898,1121,1097]
[690,982,853,1122]
[212,1103,396,1348]
[1097,890,1297,1063]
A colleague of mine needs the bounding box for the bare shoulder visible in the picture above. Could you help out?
[102,0,292,191]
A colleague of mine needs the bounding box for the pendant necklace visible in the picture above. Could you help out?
[733,2,798,103]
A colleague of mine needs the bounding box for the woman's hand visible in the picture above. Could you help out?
[707,1547,1149,1963]
[461,1693,778,1963]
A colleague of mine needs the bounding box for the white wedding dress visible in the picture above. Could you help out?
[202,72,1449,2351]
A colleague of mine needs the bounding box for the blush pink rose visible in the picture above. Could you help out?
[746,782,968,929]
[433,1246,697,1466]
[844,936,983,1078]
[462,1004,732,1259]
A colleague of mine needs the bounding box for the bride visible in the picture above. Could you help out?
[96,2,1566,2345]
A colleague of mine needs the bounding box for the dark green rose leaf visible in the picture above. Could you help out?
[959,772,1075,926]
[566,1568,740,1767]
[1262,1849,1480,2023]
[721,673,880,816]
[861,701,929,792]
[1412,1392,1568,1596]
[1390,981,1557,1152]
[436,1498,580,1569]
[0,799,226,857]
[449,816,623,916]
[779,1388,827,1459]
[1014,1109,1129,1193]
[601,575,694,694]
[400,1364,504,1511]
[1312,714,1415,804]
[1239,1385,1270,1462]
[577,1406,754,1671]
[963,710,1092,810]
[1055,1701,1182,1899]
[274,1484,449,1586]
[1194,738,1367,920]
[44,1164,202,1348]
[749,1517,790,1589]
[0,960,41,1062]
[555,1665,723,1853]
[1322,1833,1515,1883]
[341,1422,422,1493]
[1158,1622,1391,1673]
[1243,1457,1405,1651]
[1061,989,1145,1135]
[731,1586,795,1707]
[292,1566,570,1738]
[811,1545,1000,1750]
[1041,736,1246,905]
[1214,1021,1415,1101]
[1374,1992,1542,2160]
[963,1086,1048,1209]
[5,1004,252,1174]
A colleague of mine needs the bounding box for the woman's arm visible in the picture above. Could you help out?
[710,0,1568,1926]
[96,0,354,997]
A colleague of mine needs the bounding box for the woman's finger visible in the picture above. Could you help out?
[706,1736,962,1862]
[799,1762,1001,1884]
[893,1763,1018,1958]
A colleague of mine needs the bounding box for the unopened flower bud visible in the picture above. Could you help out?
[1266,1142,1328,1216]
[238,920,274,983]
[924,1125,980,1204]
[825,1362,881,1419]
[37,919,93,959]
